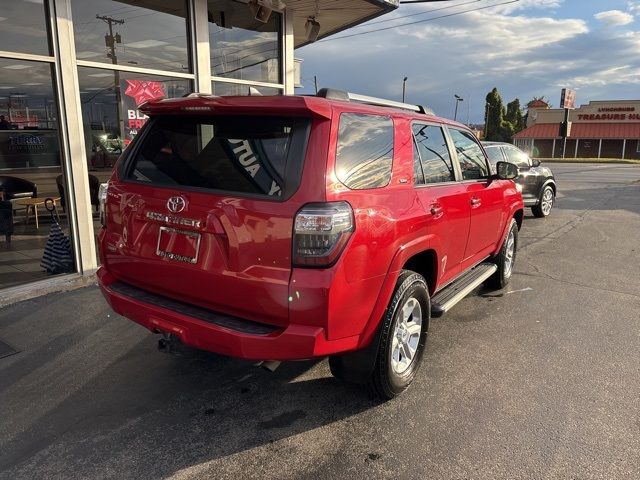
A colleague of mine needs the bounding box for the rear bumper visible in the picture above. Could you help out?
[97,267,359,361]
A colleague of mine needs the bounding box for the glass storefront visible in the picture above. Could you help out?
[78,67,192,171]
[71,0,191,73]
[208,0,282,84]
[0,0,52,56]
[0,1,76,290]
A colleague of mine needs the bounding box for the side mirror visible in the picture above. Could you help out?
[496,161,518,180]
[531,158,541,167]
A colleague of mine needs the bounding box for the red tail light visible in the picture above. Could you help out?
[293,202,354,267]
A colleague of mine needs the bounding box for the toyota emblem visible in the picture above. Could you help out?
[167,196,186,213]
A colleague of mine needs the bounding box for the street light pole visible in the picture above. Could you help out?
[454,94,463,121]
[402,77,408,102]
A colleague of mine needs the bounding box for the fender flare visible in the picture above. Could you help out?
[493,203,524,256]
[541,179,557,195]
[355,235,436,349]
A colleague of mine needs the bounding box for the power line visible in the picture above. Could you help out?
[318,0,519,42]
[358,0,482,27]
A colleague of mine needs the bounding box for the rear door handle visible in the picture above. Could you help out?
[470,197,481,208]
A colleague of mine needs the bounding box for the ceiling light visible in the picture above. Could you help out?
[305,17,320,43]
[3,64,31,70]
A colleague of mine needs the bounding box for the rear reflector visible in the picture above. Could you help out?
[293,202,354,267]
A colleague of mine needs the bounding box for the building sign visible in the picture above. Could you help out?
[577,108,640,121]
[560,88,576,109]
[121,79,166,144]
[0,130,60,169]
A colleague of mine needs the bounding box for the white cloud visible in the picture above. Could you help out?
[594,10,634,26]
[298,3,639,122]
[490,0,564,14]
[628,1,640,14]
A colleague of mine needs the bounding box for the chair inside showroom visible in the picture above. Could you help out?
[0,192,14,243]
[0,176,37,202]
[56,174,100,213]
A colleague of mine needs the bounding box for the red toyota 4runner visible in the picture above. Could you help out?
[98,89,523,399]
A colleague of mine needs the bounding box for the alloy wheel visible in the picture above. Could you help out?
[391,297,423,375]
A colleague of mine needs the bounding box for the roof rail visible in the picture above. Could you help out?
[316,88,434,115]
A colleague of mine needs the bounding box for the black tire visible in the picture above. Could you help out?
[532,185,554,218]
[485,218,518,290]
[367,270,430,400]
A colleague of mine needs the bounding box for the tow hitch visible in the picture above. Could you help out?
[157,333,183,355]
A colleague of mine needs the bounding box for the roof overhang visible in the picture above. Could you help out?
[288,0,399,48]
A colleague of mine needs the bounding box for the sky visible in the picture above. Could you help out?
[296,0,640,123]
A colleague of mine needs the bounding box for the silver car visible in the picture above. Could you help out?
[482,142,557,218]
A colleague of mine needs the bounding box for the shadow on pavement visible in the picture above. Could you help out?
[0,300,379,478]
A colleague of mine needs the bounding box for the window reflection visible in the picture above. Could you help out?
[78,67,191,169]
[212,82,281,96]
[0,0,50,56]
[0,60,59,169]
[0,60,75,289]
[336,113,394,190]
[208,0,281,84]
[71,0,190,73]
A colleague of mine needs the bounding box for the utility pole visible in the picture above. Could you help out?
[454,94,463,121]
[313,75,318,94]
[96,15,125,140]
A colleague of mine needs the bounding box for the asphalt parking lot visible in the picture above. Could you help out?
[1,163,639,480]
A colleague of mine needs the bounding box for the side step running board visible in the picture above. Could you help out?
[431,263,497,318]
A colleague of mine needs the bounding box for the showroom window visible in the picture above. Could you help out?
[0,5,77,291]
[0,0,52,56]
[71,0,191,73]
[208,0,283,94]
[78,67,192,169]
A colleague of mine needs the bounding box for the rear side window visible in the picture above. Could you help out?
[504,146,531,168]
[125,115,309,199]
[484,146,504,166]
[448,128,489,180]
[336,113,393,190]
[412,124,455,184]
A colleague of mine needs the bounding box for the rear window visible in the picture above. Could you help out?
[335,113,393,190]
[124,115,310,199]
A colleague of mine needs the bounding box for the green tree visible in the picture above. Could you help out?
[506,98,525,133]
[485,87,506,141]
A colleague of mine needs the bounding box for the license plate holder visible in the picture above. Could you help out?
[156,226,201,264]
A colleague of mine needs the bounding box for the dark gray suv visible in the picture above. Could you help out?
[483,142,557,218]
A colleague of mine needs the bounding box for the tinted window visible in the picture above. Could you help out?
[412,124,455,184]
[126,116,309,198]
[449,129,489,180]
[336,113,393,190]
[504,147,530,168]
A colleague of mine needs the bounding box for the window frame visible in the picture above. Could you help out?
[444,126,491,182]
[411,121,459,187]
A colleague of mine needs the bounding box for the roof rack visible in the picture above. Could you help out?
[316,88,434,115]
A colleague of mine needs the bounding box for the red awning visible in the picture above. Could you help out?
[515,123,640,139]
[515,124,559,139]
